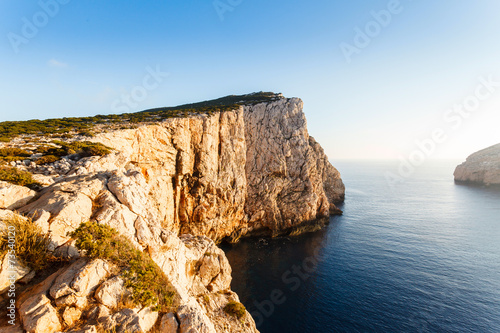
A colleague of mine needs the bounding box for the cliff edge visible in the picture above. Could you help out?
[0,94,344,332]
[454,143,500,186]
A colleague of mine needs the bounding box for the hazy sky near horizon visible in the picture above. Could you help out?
[1,1,500,160]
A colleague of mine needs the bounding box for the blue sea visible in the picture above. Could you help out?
[222,160,500,333]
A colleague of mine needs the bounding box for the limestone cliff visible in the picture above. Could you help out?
[0,95,344,332]
[454,143,500,186]
[17,97,343,244]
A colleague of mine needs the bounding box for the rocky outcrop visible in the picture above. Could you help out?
[17,98,342,243]
[0,222,257,333]
[0,254,31,294]
[0,182,36,210]
[454,143,500,186]
[19,294,61,333]
[0,96,343,332]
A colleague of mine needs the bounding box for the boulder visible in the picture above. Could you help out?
[101,308,158,333]
[94,276,127,308]
[0,254,31,294]
[0,181,36,210]
[18,294,61,333]
[160,313,179,333]
[177,304,217,333]
[49,259,111,309]
[62,306,82,327]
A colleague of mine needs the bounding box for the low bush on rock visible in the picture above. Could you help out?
[38,140,112,159]
[0,147,31,162]
[0,166,40,187]
[70,221,175,311]
[35,154,60,165]
[0,214,51,271]
[223,301,246,319]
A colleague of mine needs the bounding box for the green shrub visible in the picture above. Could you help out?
[49,141,112,158]
[0,167,40,187]
[36,155,60,165]
[70,141,112,157]
[78,131,94,137]
[70,222,175,311]
[0,215,51,271]
[0,148,31,158]
[0,148,31,162]
[223,301,246,319]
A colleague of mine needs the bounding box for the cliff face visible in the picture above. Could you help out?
[35,97,343,243]
[454,143,500,186]
[0,96,344,332]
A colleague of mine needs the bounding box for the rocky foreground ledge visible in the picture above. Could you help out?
[0,94,344,332]
[454,143,500,186]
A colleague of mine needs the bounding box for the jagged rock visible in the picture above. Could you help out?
[309,136,345,207]
[0,209,28,222]
[67,325,97,333]
[49,259,111,309]
[18,268,64,306]
[454,143,500,185]
[84,304,110,323]
[71,259,111,296]
[0,254,31,294]
[62,306,82,327]
[160,313,179,333]
[243,99,343,232]
[107,170,156,221]
[137,307,159,332]
[19,294,61,333]
[94,276,127,308]
[177,303,217,333]
[198,254,221,287]
[50,259,88,299]
[18,270,36,284]
[92,190,144,250]
[200,291,258,333]
[0,181,36,210]
[101,308,158,333]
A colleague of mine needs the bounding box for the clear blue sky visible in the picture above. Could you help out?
[1,0,500,159]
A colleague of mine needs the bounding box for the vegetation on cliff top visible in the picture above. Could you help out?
[0,92,282,142]
[70,221,176,311]
[0,141,112,168]
[0,166,40,187]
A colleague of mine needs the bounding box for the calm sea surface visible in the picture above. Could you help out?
[222,160,500,333]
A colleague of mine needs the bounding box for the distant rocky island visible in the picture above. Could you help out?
[0,93,344,333]
[454,143,500,186]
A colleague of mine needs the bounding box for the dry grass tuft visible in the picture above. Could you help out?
[0,214,51,271]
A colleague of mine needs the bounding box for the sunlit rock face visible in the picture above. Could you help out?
[1,96,343,333]
[454,143,500,186]
[87,97,345,241]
